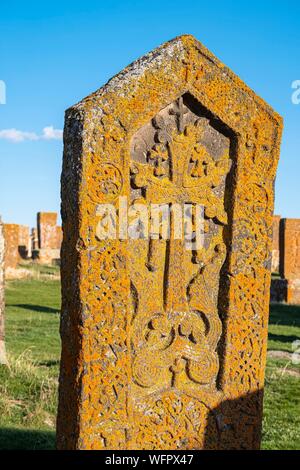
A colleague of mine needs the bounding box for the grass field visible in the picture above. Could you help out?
[0,274,299,450]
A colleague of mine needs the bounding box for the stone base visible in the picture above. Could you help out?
[32,248,61,265]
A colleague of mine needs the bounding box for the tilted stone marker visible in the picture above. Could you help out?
[280,218,300,304]
[57,35,282,450]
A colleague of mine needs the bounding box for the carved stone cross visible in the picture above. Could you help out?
[129,97,232,395]
[169,96,189,133]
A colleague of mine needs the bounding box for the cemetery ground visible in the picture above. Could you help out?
[0,269,299,450]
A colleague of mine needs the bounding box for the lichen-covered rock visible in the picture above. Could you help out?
[3,224,19,270]
[280,218,300,303]
[57,35,282,450]
[280,218,300,280]
[37,212,61,250]
[34,212,62,264]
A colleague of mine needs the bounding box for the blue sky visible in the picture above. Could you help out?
[0,0,299,228]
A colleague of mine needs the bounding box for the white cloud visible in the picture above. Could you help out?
[42,126,63,140]
[0,126,63,142]
[0,128,39,142]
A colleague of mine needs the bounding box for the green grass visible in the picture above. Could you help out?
[262,369,300,449]
[0,278,299,449]
[5,279,61,361]
[0,278,60,449]
[261,303,300,449]
[18,262,60,279]
[268,304,300,350]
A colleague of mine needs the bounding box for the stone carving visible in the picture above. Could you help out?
[89,163,123,202]
[57,35,282,450]
[130,95,231,396]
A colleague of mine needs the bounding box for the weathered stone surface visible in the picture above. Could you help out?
[57,35,282,450]
[3,223,32,270]
[36,212,62,264]
[3,224,20,270]
[280,218,300,304]
[18,225,30,259]
[271,215,281,273]
[0,217,7,364]
[280,218,300,280]
[37,212,58,249]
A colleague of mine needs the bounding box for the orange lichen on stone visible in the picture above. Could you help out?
[37,212,58,249]
[280,218,300,304]
[3,224,20,270]
[35,212,62,264]
[57,35,282,450]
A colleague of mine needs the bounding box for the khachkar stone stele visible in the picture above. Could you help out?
[57,35,282,450]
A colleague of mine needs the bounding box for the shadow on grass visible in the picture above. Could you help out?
[9,304,60,314]
[268,333,300,344]
[269,303,300,327]
[38,360,60,367]
[0,428,55,450]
